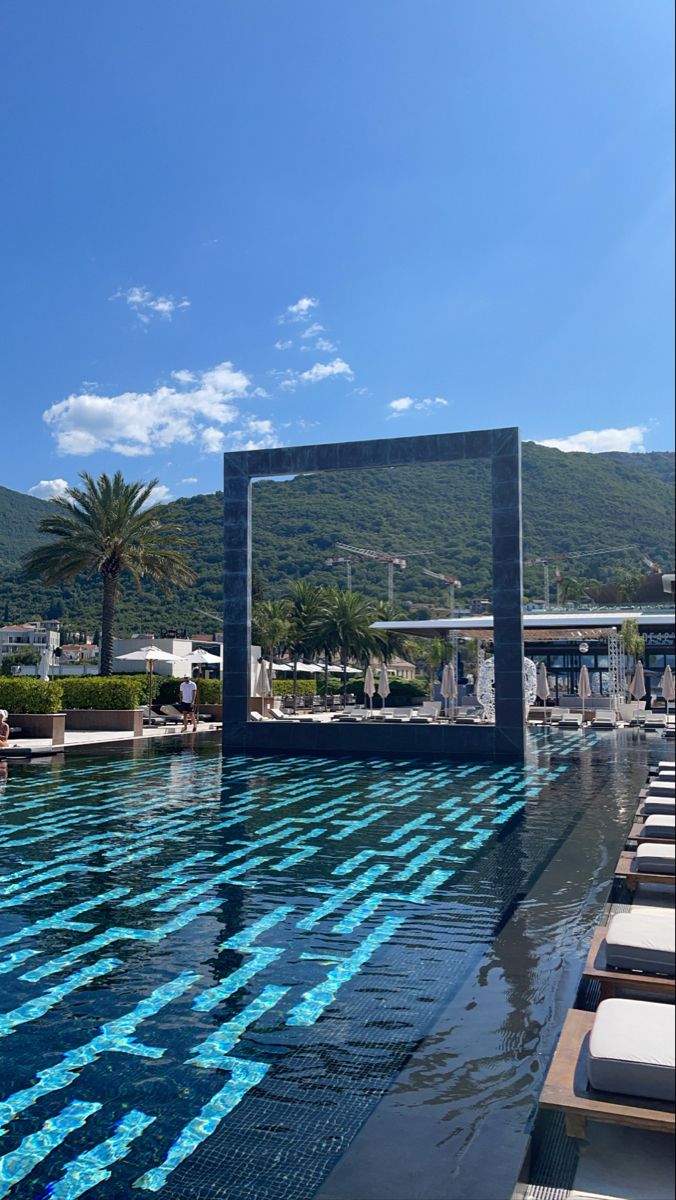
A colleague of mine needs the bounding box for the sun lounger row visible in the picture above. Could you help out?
[541,770,675,1140]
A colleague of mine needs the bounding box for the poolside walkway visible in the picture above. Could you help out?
[1,720,222,757]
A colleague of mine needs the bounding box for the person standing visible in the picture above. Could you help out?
[179,676,198,731]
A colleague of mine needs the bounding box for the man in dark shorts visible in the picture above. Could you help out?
[179,675,198,731]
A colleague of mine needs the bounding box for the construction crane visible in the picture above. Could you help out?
[525,545,638,607]
[324,555,359,590]
[336,543,407,604]
[421,567,461,617]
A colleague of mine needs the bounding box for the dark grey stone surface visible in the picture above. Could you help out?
[222,427,525,760]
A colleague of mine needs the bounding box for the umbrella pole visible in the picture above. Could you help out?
[147,659,153,717]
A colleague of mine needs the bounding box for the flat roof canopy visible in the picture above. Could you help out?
[371,610,676,641]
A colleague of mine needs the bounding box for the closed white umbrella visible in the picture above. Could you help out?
[440,662,457,719]
[38,648,51,681]
[629,661,646,724]
[578,664,592,722]
[536,662,550,725]
[256,660,271,698]
[364,664,376,711]
[377,665,391,709]
[660,665,675,722]
[116,644,183,712]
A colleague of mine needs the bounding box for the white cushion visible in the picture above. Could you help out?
[643,798,676,817]
[641,814,676,840]
[605,912,675,975]
[637,843,676,875]
[648,781,676,795]
[588,998,675,1100]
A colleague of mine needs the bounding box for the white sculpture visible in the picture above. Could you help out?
[476,656,538,722]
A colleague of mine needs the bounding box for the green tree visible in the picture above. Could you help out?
[620,618,645,679]
[21,472,195,675]
[371,601,411,665]
[311,589,375,705]
[414,636,448,699]
[286,580,326,713]
[252,599,290,669]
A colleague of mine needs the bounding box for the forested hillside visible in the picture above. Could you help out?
[0,444,673,635]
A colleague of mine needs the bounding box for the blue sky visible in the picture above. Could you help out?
[1,0,673,502]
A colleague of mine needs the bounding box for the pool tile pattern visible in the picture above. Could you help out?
[0,733,600,1198]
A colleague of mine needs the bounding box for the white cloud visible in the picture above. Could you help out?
[145,484,172,506]
[535,426,648,453]
[43,360,275,457]
[299,358,354,384]
[113,286,191,325]
[274,340,293,351]
[300,322,325,339]
[28,478,70,499]
[279,296,319,323]
[172,369,197,384]
[201,427,226,453]
[387,396,448,418]
[314,337,337,352]
[181,477,198,484]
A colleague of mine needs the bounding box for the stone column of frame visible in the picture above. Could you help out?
[490,428,525,760]
[221,456,251,747]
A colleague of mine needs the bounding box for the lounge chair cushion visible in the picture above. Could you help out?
[648,781,676,796]
[636,843,676,875]
[605,912,675,976]
[643,797,676,817]
[588,998,676,1100]
[641,814,676,840]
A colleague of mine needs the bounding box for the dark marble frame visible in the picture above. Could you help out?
[222,427,525,761]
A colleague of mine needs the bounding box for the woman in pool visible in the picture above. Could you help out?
[0,710,9,748]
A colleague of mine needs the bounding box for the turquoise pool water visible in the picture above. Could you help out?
[0,733,655,1199]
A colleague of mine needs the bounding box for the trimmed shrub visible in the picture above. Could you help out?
[0,677,63,714]
[347,676,427,707]
[156,676,222,706]
[61,677,145,710]
[271,679,316,698]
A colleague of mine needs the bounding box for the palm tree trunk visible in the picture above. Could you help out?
[324,651,329,712]
[342,657,348,708]
[293,657,298,714]
[100,570,119,676]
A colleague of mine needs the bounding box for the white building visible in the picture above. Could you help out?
[112,636,193,675]
[0,622,60,665]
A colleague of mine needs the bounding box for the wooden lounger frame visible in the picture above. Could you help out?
[582,927,675,1000]
[540,1008,676,1139]
[628,820,675,846]
[615,850,676,893]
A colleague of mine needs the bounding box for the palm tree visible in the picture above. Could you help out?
[22,472,195,675]
[416,636,448,700]
[371,600,411,665]
[252,599,290,690]
[286,581,326,713]
[312,589,376,705]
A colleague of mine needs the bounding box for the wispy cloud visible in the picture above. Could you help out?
[387,396,449,418]
[274,340,293,351]
[28,478,70,500]
[43,361,280,457]
[278,296,319,324]
[314,337,337,352]
[112,286,191,325]
[535,426,648,453]
[181,476,198,484]
[300,322,325,339]
[280,357,354,392]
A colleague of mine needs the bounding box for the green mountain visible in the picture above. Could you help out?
[0,444,673,636]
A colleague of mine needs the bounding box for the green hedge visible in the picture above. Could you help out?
[156,677,222,705]
[271,679,316,698]
[0,677,63,714]
[61,677,145,710]
[347,676,428,707]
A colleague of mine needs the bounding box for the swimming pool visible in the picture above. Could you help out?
[0,733,657,1199]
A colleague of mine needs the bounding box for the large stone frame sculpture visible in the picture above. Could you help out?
[222,427,525,761]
